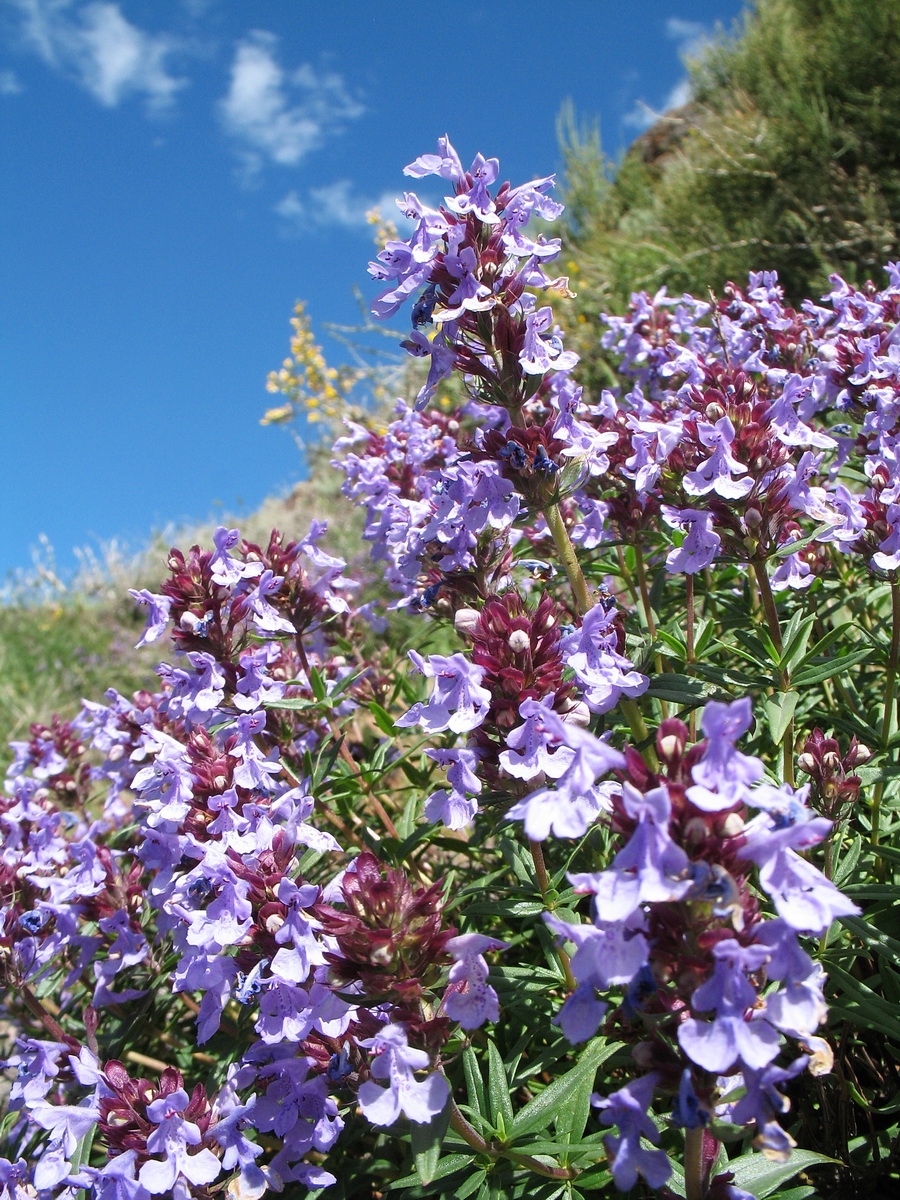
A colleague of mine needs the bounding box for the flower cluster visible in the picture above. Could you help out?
[0,522,497,1197]
[0,136,880,1200]
[547,699,856,1189]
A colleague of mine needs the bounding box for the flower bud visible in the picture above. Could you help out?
[560,700,591,727]
[683,816,709,845]
[719,812,745,838]
[507,629,530,653]
[454,608,480,636]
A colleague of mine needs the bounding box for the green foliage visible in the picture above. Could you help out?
[0,599,154,770]
[559,0,900,388]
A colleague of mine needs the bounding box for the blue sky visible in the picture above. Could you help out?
[1,0,746,581]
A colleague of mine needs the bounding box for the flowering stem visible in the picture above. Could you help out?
[294,636,401,840]
[751,560,794,787]
[684,1126,706,1200]
[633,544,657,639]
[448,1099,576,1180]
[686,574,697,741]
[529,838,576,990]
[872,573,900,864]
[19,982,70,1045]
[621,697,660,771]
[634,544,668,718]
[544,502,592,615]
[751,560,783,655]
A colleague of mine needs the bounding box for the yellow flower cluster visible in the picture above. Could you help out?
[365,206,398,252]
[262,302,361,428]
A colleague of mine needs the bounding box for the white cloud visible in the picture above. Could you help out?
[275,182,413,236]
[665,17,712,59]
[621,14,710,130]
[12,0,186,109]
[220,31,363,174]
[0,70,23,95]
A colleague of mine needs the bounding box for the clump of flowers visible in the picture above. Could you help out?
[3,136,895,1200]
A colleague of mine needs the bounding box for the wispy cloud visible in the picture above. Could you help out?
[219,31,363,175]
[12,0,186,109]
[665,17,712,60]
[622,14,711,131]
[275,182,412,236]
[0,69,23,95]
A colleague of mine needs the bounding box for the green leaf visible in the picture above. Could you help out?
[463,1046,486,1117]
[646,672,717,703]
[266,695,318,712]
[386,1154,472,1190]
[728,1148,841,1197]
[486,1039,514,1134]
[694,617,716,657]
[308,665,328,702]
[791,647,874,687]
[411,1094,452,1184]
[841,914,900,962]
[510,1039,623,1141]
[656,629,687,657]
[778,613,816,672]
[763,689,799,746]
[369,700,398,736]
[770,521,838,559]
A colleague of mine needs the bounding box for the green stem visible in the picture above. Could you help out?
[621,697,659,772]
[686,574,698,741]
[872,573,900,863]
[545,502,592,615]
[634,543,668,719]
[448,1100,576,1180]
[529,838,576,990]
[633,543,657,639]
[751,560,794,787]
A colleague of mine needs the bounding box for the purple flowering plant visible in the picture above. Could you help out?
[2,136,899,1200]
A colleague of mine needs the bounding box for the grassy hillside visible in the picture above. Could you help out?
[7,0,900,768]
[559,0,900,386]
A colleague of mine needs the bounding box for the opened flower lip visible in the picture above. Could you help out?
[395,650,491,734]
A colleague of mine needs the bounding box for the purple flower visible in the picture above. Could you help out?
[559,602,648,713]
[358,1024,450,1125]
[445,152,500,223]
[738,785,859,932]
[444,933,508,1029]
[553,983,609,1043]
[138,1088,221,1194]
[240,570,295,635]
[499,696,574,780]
[209,526,261,587]
[592,1074,671,1192]
[404,135,464,182]
[683,416,753,500]
[440,247,493,320]
[505,716,624,841]
[424,746,482,829]
[686,698,763,812]
[677,939,782,1073]
[129,590,172,649]
[662,506,722,574]
[569,785,692,920]
[520,307,579,375]
[396,651,491,734]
